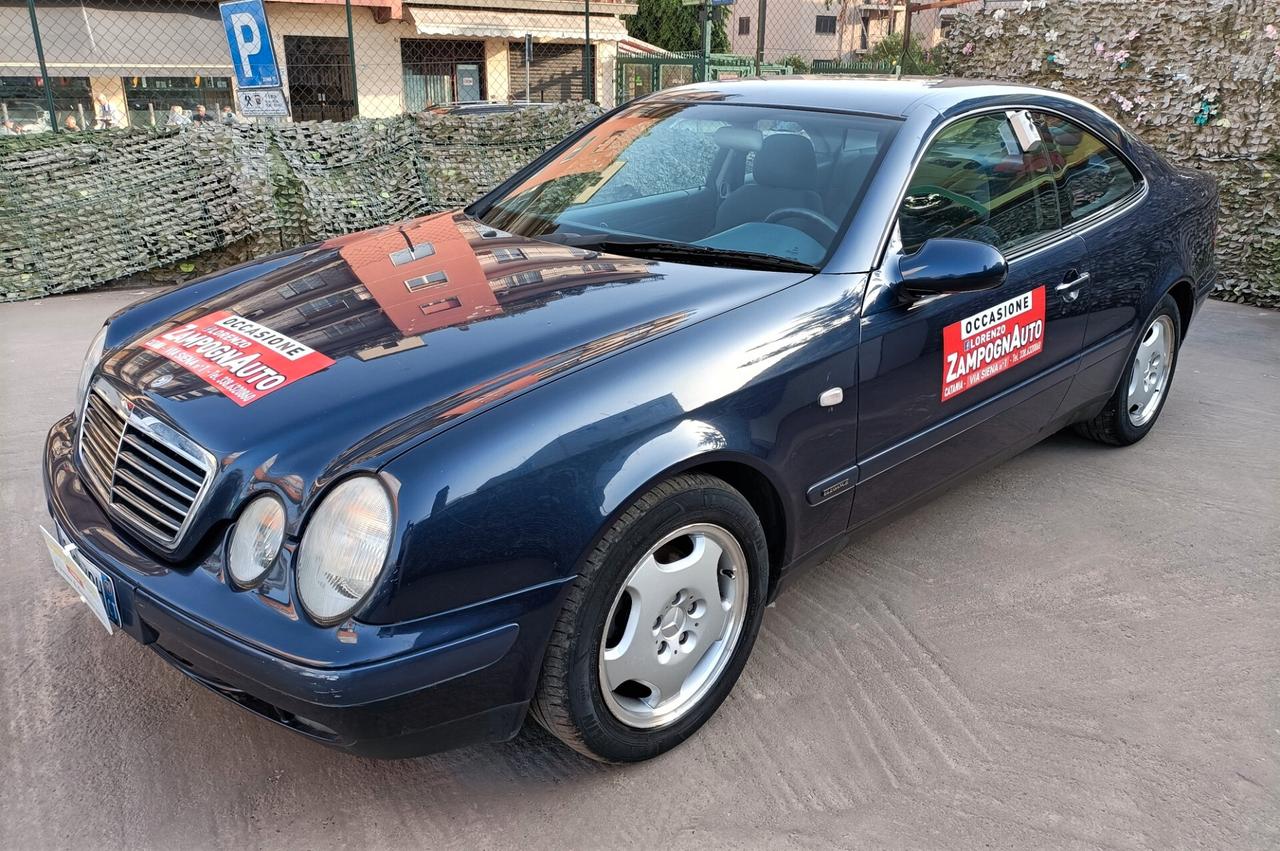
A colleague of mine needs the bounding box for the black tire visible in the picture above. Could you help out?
[1074,293,1182,446]
[530,473,770,763]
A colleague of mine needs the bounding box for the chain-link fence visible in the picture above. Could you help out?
[0,0,613,133]
[0,0,1011,301]
[0,0,991,135]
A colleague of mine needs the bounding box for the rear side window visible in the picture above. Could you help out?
[898,113,1061,254]
[1036,113,1140,223]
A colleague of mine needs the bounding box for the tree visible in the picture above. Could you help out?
[869,32,938,74]
[625,0,730,54]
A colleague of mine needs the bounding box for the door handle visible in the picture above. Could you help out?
[1056,272,1090,302]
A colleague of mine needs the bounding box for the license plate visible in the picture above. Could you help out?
[41,526,117,634]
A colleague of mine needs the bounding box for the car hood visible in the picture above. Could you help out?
[99,211,811,509]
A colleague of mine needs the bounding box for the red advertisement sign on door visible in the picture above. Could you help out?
[941,286,1045,402]
[140,310,335,406]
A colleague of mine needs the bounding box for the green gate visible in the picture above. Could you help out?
[616,53,792,104]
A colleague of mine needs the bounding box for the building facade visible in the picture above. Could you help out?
[0,0,633,131]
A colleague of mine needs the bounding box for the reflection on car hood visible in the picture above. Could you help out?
[100,211,813,481]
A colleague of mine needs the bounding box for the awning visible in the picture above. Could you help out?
[406,7,628,42]
[0,2,232,77]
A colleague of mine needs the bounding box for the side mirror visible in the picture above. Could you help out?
[895,238,1008,299]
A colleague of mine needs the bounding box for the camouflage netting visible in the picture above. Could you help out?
[0,103,601,301]
[939,0,1280,307]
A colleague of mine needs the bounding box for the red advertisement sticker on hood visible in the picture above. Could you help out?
[941,286,1045,402]
[140,310,335,406]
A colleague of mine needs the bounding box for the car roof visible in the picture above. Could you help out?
[646,76,1079,120]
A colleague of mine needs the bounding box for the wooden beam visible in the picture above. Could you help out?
[907,0,980,12]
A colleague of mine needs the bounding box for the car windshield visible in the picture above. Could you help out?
[474,101,900,270]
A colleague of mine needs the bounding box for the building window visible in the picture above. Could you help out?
[283,36,356,123]
[1,76,92,131]
[738,16,750,35]
[277,274,328,299]
[324,314,377,338]
[421,296,462,316]
[122,76,232,128]
[860,15,870,50]
[497,269,543,289]
[389,243,435,266]
[298,292,357,318]
[815,15,837,35]
[405,270,449,291]
[490,247,526,263]
[401,39,487,111]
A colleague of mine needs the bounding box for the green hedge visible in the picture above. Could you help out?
[0,104,601,302]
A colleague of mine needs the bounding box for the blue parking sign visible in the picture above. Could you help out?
[219,0,281,89]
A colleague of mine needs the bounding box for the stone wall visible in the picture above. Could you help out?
[939,0,1280,307]
[0,103,601,301]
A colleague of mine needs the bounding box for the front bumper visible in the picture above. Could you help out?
[44,414,572,758]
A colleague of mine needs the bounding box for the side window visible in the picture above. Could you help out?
[899,113,1061,255]
[1037,113,1140,223]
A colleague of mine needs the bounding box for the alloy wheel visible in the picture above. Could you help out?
[597,523,749,729]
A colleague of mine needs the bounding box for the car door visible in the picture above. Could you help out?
[1032,110,1150,412]
[849,110,1091,530]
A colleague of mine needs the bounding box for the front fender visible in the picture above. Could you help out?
[364,273,868,625]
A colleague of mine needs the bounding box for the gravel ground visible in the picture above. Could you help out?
[1,291,1277,850]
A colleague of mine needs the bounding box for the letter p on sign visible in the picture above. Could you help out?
[230,12,261,78]
[219,0,281,89]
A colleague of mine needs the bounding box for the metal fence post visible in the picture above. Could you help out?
[24,0,59,132]
[755,0,767,76]
[583,0,592,103]
[344,0,360,115]
[698,0,709,82]
[898,1,913,77]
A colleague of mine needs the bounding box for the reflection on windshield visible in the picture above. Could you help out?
[477,101,899,268]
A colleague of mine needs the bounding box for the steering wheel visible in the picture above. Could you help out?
[764,207,840,243]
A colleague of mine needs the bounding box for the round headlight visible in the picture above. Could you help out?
[76,324,108,415]
[296,477,393,624]
[228,495,286,587]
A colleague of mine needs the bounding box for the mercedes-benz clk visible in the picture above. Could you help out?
[43,79,1217,762]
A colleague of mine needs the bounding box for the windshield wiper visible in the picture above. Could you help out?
[545,234,819,273]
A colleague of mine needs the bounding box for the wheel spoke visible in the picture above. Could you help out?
[671,534,724,603]
[644,650,697,706]
[1129,379,1152,413]
[625,554,683,623]
[601,617,652,687]
[1148,319,1165,353]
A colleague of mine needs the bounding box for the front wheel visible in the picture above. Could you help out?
[530,473,769,762]
[1075,293,1182,446]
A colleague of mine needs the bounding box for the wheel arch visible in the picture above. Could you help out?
[1166,277,1195,340]
[581,449,792,602]
[685,459,788,599]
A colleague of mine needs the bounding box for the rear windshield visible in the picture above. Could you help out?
[475,101,900,268]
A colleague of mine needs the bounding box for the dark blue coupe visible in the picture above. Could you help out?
[44,79,1218,762]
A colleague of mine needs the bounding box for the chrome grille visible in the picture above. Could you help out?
[78,381,214,549]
